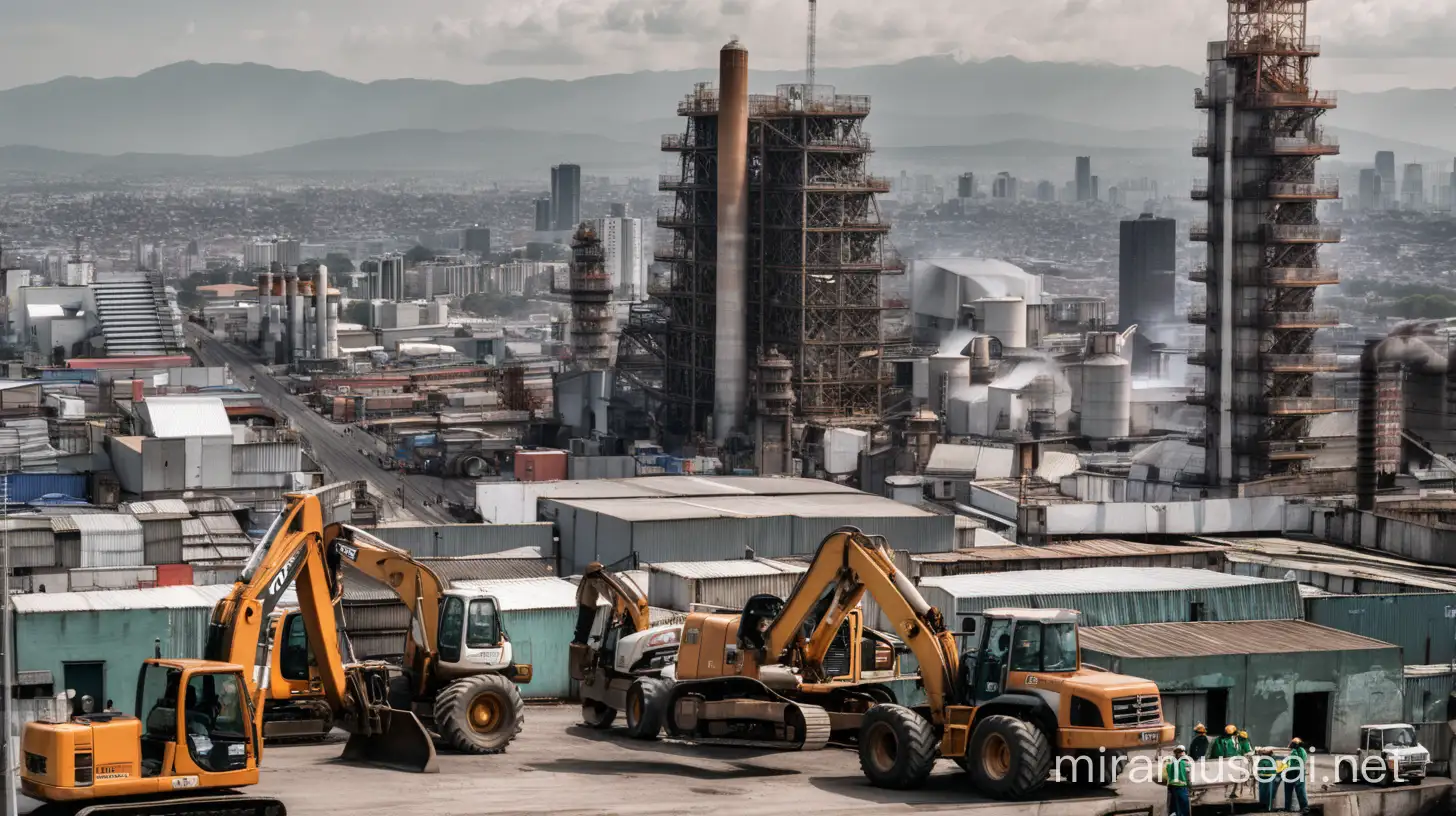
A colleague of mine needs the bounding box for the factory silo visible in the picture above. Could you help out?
[1081,332,1132,440]
[975,297,1027,348]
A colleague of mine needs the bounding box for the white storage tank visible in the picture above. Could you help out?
[1081,333,1132,440]
[975,297,1027,349]
[885,475,924,506]
[928,353,971,412]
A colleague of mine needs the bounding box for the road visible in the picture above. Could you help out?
[185,324,457,524]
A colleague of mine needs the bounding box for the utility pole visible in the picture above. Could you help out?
[2,474,14,816]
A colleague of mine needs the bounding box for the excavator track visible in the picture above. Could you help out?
[35,793,286,816]
[662,677,833,751]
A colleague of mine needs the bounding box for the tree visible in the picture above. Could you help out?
[404,245,435,265]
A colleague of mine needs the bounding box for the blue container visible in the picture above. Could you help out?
[3,474,88,504]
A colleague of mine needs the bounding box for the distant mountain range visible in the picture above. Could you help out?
[0,58,1450,176]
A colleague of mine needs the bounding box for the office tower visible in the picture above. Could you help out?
[1402,163,1425,210]
[958,173,975,200]
[1036,181,1056,202]
[534,199,553,232]
[1358,169,1379,211]
[657,40,901,437]
[1119,214,1177,335]
[1075,156,1092,201]
[1376,151,1396,209]
[590,216,644,300]
[463,227,491,256]
[552,164,582,231]
[1193,0,1340,485]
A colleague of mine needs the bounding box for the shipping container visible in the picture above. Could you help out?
[1,473,88,504]
[515,450,568,482]
[155,563,194,587]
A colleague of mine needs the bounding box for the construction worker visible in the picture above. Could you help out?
[1237,729,1255,755]
[1282,738,1309,813]
[1160,745,1193,816]
[1189,723,1210,760]
[1209,724,1241,759]
[1254,748,1280,811]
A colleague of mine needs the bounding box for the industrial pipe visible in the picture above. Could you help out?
[1356,338,1379,512]
[315,264,330,359]
[713,38,750,442]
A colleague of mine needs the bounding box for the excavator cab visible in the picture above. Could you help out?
[21,659,282,815]
[435,588,530,683]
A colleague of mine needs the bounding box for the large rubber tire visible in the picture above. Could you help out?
[433,674,525,754]
[581,699,617,729]
[857,705,938,790]
[966,715,1053,800]
[624,678,668,740]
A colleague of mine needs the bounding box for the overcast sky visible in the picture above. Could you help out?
[3,0,1453,92]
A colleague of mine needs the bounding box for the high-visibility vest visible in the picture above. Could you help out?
[1163,757,1191,787]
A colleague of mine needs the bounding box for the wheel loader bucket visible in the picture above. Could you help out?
[341,707,440,773]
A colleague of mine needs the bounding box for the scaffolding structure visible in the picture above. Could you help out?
[562,225,615,371]
[656,82,904,435]
[1193,0,1341,484]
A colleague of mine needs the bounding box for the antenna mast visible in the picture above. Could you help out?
[806,0,817,95]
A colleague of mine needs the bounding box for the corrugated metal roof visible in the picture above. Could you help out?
[548,493,936,523]
[184,496,242,513]
[922,567,1276,597]
[452,577,581,611]
[141,396,232,438]
[647,559,806,579]
[14,583,233,613]
[1405,664,1456,679]
[925,444,1015,478]
[1079,620,1397,658]
[124,499,193,520]
[70,514,144,536]
[420,557,554,582]
[49,515,79,533]
[912,540,1225,564]
[0,518,62,531]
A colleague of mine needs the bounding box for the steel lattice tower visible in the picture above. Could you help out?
[1192,0,1341,485]
[657,82,904,436]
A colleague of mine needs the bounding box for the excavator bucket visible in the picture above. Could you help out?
[341,708,440,773]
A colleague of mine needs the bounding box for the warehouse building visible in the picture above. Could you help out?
[1305,592,1456,666]
[648,559,807,613]
[917,567,1302,628]
[476,475,867,524]
[1080,620,1402,753]
[908,539,1227,579]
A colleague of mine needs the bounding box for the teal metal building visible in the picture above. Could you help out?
[1305,592,1456,665]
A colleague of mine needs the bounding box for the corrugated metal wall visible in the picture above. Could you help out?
[368,523,553,557]
[199,437,234,488]
[501,607,575,699]
[1405,670,1456,723]
[794,516,955,555]
[648,571,805,613]
[233,442,302,474]
[930,580,1303,627]
[1307,593,1456,665]
[2,520,57,568]
[73,515,145,568]
[141,519,185,565]
[2,473,88,503]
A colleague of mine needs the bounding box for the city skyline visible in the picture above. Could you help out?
[3,0,1455,93]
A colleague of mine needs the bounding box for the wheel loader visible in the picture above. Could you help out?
[19,486,532,816]
[570,563,683,738]
[659,527,1175,799]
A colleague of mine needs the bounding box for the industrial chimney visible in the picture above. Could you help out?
[714,38,750,442]
[1356,338,1379,512]
[315,264,330,359]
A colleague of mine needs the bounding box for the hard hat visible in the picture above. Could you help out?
[1174,744,1186,752]
[1195,723,1206,733]
[1225,725,1237,734]
[1239,730,1248,739]
[1290,737,1302,745]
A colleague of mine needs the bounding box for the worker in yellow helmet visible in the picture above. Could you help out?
[1237,729,1254,755]
[1189,723,1210,761]
[1208,724,1241,759]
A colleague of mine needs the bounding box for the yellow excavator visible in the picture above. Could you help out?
[570,564,682,738]
[662,527,1174,799]
[255,609,333,742]
[20,487,531,815]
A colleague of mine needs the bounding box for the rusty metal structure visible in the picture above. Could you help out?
[563,224,615,371]
[1191,0,1341,485]
[655,42,904,439]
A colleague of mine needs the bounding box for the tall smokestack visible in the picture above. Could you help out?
[1357,338,1379,512]
[714,38,750,442]
[327,294,340,359]
[284,268,301,363]
[315,264,330,359]
[257,269,273,345]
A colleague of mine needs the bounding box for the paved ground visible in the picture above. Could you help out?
[17,705,1452,815]
[185,325,473,523]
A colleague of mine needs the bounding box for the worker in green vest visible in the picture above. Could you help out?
[1238,729,1254,755]
[1160,745,1192,816]
[1282,737,1309,813]
[1188,723,1210,761]
[1209,724,1241,759]
[1254,748,1280,811]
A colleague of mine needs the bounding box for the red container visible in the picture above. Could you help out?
[514,449,567,482]
[155,563,194,587]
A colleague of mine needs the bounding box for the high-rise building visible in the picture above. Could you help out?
[1193,2,1340,485]
[1402,163,1425,210]
[243,241,275,270]
[273,238,302,269]
[1075,156,1092,202]
[463,227,491,256]
[1090,176,1100,202]
[534,199,553,232]
[589,217,644,300]
[1375,151,1396,209]
[1036,180,1056,202]
[992,172,1017,200]
[958,173,976,200]
[552,164,582,231]
[1118,214,1177,338]
[1358,169,1380,211]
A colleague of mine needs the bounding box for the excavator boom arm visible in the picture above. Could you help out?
[576,562,651,634]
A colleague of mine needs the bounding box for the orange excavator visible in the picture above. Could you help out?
[660,527,1174,798]
[20,487,531,816]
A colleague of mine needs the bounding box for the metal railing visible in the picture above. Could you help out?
[1188,307,1208,324]
[660,135,692,150]
[1265,224,1342,243]
[1263,397,1339,415]
[1248,90,1337,108]
[1247,308,1341,329]
[1262,353,1339,371]
[1190,221,1211,241]
[1190,264,1208,282]
[1226,36,1322,56]
[1241,131,1339,156]
[1192,137,1211,157]
[1191,180,1210,199]
[1267,178,1340,199]
[1194,85,1213,108]
[1265,266,1339,286]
